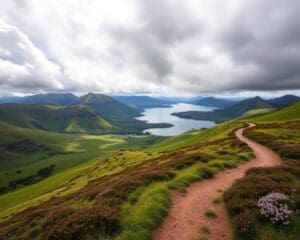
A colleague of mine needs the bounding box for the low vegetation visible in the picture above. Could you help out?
[224,167,300,239]
[201,226,211,234]
[204,209,217,218]
[224,105,300,240]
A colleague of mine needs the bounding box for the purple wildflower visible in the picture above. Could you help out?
[257,192,293,225]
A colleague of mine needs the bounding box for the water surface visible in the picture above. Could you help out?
[136,103,216,136]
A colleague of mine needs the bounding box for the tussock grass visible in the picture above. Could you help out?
[116,183,170,240]
[212,196,222,204]
[167,164,204,191]
[204,209,217,218]
[197,236,208,240]
[201,226,211,234]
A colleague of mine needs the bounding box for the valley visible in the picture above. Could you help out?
[0,93,299,240]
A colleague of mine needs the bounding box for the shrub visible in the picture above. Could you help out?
[257,192,293,225]
[233,208,257,235]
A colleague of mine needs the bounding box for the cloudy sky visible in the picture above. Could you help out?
[0,0,300,96]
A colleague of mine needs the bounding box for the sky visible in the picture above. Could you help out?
[0,0,300,97]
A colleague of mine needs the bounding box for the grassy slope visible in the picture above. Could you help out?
[0,104,112,133]
[245,101,300,122]
[149,120,241,152]
[242,108,275,117]
[0,122,165,219]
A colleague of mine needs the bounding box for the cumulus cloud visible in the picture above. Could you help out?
[0,0,299,95]
[0,21,63,94]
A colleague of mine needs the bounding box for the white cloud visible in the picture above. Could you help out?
[0,21,63,93]
[0,0,299,95]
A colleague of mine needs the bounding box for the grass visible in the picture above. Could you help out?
[201,226,211,234]
[245,101,300,122]
[204,209,217,218]
[241,108,276,117]
[197,237,208,240]
[212,196,222,204]
[116,183,171,240]
[167,164,205,191]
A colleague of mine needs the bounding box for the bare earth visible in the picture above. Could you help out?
[152,123,281,240]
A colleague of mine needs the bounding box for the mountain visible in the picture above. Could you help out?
[77,92,141,121]
[113,95,171,109]
[0,93,78,105]
[23,93,78,105]
[0,96,23,103]
[188,97,236,108]
[268,94,300,107]
[0,104,112,133]
[172,96,275,123]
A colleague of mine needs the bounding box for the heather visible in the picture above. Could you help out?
[224,167,300,239]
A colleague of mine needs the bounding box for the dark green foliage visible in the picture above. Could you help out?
[0,139,50,153]
[37,165,55,178]
[2,165,55,193]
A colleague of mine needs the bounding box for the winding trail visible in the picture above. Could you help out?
[152,123,281,240]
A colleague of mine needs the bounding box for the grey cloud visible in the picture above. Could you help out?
[139,0,201,44]
[218,0,300,91]
[107,0,201,81]
[0,0,300,95]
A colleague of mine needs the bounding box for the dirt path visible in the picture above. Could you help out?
[152,123,281,240]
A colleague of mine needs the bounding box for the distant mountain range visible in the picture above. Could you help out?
[0,93,299,132]
[113,95,172,109]
[172,95,299,123]
[0,93,78,105]
[268,94,300,107]
[187,96,236,108]
[0,93,172,134]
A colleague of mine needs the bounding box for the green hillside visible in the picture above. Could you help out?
[242,108,275,117]
[0,104,112,133]
[246,101,300,122]
[0,120,164,195]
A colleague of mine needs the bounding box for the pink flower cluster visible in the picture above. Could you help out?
[257,192,292,225]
